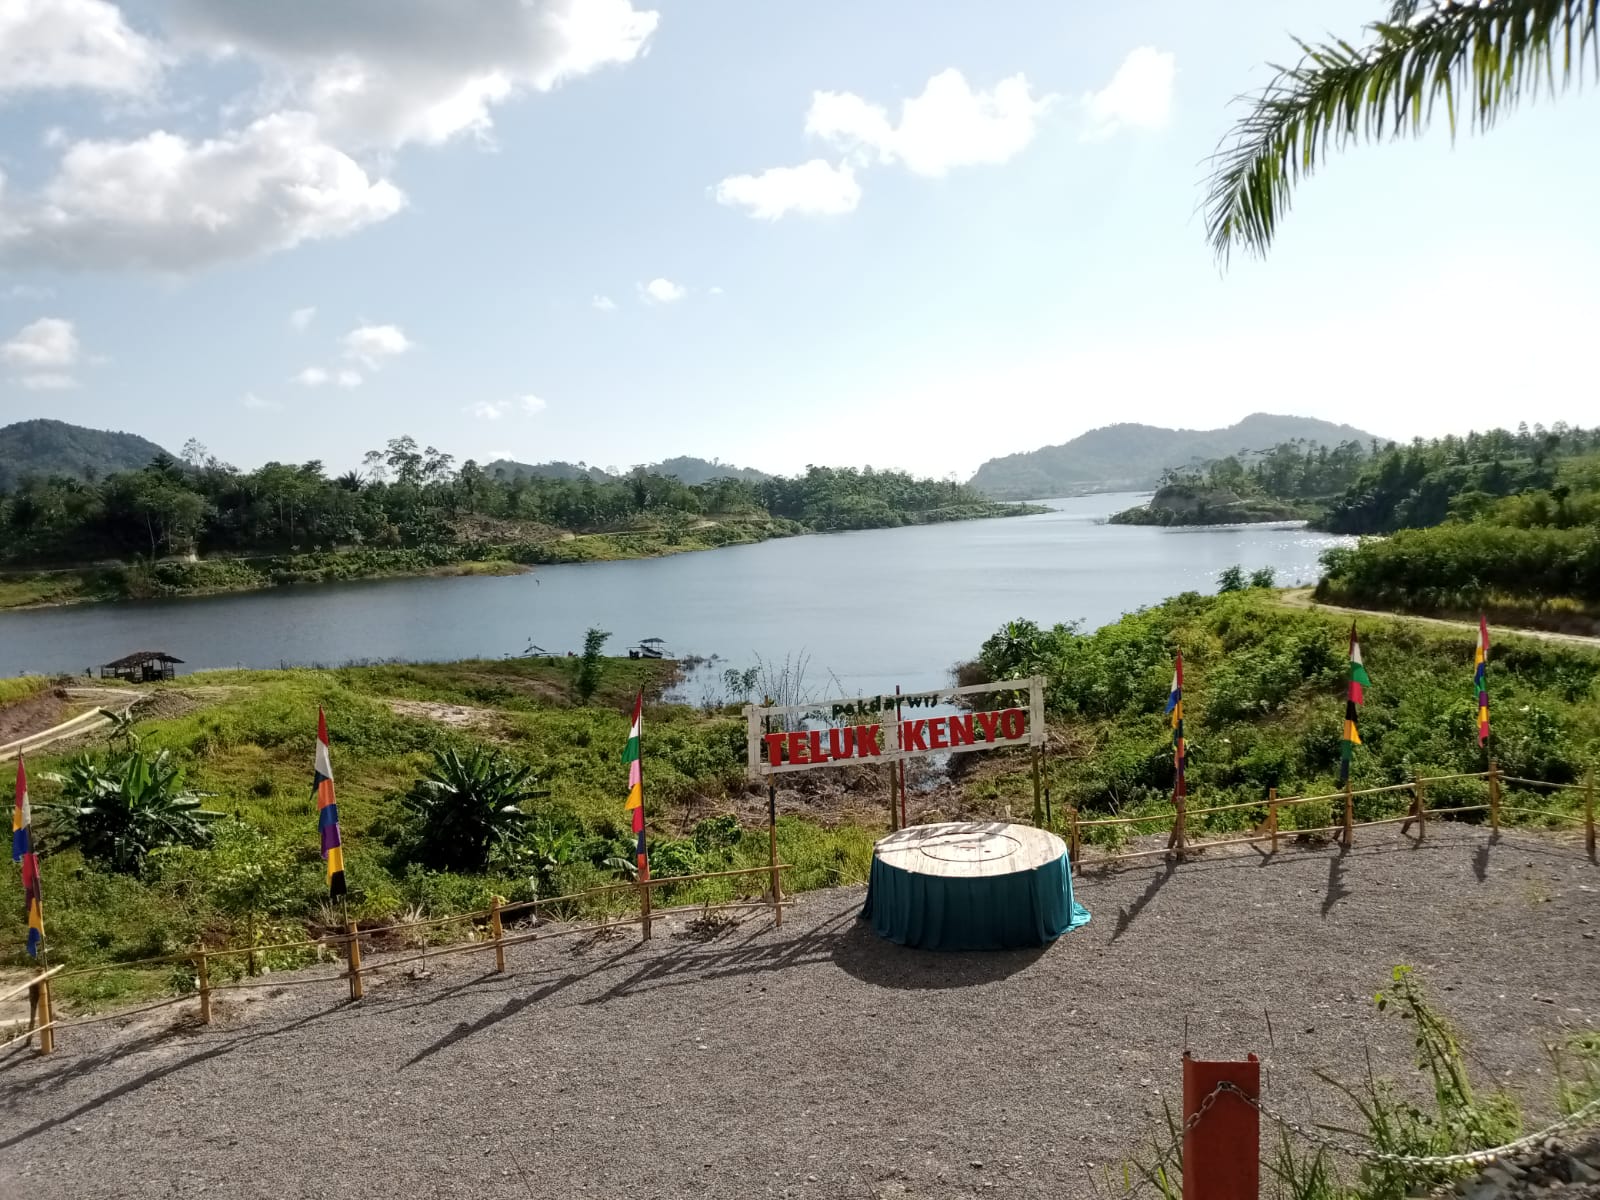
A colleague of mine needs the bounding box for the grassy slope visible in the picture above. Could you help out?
[957,591,1600,849]
[2,656,877,1007]
[9,591,1596,1010]
[0,508,1037,610]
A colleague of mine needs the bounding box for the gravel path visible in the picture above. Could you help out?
[2,826,1597,1200]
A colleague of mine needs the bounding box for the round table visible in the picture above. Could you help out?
[860,821,1090,951]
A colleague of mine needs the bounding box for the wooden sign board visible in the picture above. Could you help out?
[744,676,1046,779]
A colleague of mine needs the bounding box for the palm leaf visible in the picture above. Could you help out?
[1206,0,1599,263]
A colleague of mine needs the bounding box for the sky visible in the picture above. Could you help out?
[1,0,1597,481]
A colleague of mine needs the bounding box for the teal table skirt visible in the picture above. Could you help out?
[860,850,1091,951]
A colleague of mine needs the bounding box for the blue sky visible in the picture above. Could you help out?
[1,0,1597,479]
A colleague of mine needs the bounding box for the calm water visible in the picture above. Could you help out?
[0,495,1352,694]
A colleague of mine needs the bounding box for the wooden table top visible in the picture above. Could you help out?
[872,821,1065,879]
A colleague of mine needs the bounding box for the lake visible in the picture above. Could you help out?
[0,495,1352,695]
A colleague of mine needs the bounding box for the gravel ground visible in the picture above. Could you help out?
[2,826,1597,1200]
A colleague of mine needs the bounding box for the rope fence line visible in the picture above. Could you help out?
[1065,762,1597,872]
[4,861,796,1056]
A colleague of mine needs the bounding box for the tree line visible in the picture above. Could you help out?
[0,435,1014,566]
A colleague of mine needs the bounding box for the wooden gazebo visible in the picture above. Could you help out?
[100,651,183,683]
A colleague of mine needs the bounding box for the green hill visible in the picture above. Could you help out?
[485,455,768,485]
[0,419,172,491]
[968,413,1380,499]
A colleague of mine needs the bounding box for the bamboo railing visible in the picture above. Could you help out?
[3,862,793,1057]
[1064,762,1597,871]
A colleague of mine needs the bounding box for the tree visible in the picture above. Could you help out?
[1206,1,1598,262]
[42,750,221,873]
[400,746,547,872]
[1249,566,1278,589]
[1217,564,1247,592]
[572,627,611,703]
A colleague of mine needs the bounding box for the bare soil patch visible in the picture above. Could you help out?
[3,825,1595,1199]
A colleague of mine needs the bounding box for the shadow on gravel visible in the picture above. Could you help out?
[831,920,1046,989]
[0,1003,349,1151]
[1321,852,1350,917]
[584,910,857,1004]
[1110,859,1177,943]
[405,944,644,1068]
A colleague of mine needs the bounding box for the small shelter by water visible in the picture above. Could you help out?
[100,651,183,683]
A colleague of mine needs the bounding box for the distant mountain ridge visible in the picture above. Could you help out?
[0,418,172,492]
[968,413,1382,499]
[486,455,769,485]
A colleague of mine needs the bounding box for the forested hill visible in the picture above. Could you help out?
[968,413,1379,498]
[0,419,172,492]
[486,455,769,486]
[0,435,1032,589]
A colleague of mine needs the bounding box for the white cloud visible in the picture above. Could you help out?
[2,316,79,369]
[341,323,411,367]
[3,284,55,301]
[714,159,860,221]
[289,306,317,332]
[708,286,724,296]
[0,0,163,96]
[1082,47,1175,140]
[337,368,362,388]
[470,394,546,420]
[637,278,686,304]
[18,372,79,390]
[807,69,1051,177]
[591,294,617,312]
[167,0,660,150]
[0,113,406,272]
[241,392,282,410]
[294,366,330,387]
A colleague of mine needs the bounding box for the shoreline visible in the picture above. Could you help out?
[0,504,1044,614]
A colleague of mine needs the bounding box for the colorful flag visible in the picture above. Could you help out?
[622,693,647,879]
[12,757,43,957]
[1340,625,1370,784]
[1474,614,1490,746]
[1165,653,1186,799]
[312,709,346,898]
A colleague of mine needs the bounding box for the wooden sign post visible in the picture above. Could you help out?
[1182,1052,1259,1200]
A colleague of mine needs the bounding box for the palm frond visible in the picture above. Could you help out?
[1206,0,1599,263]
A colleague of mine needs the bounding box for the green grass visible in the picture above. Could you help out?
[960,590,1600,836]
[0,675,50,705]
[3,654,878,1010]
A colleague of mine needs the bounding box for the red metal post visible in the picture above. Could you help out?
[1182,1052,1260,1200]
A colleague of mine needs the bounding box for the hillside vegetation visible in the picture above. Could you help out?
[0,419,172,493]
[968,413,1378,498]
[486,455,769,486]
[962,590,1599,838]
[0,434,1034,607]
[1311,428,1600,626]
[0,655,876,1005]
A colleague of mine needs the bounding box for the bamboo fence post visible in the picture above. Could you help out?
[887,763,898,832]
[1031,747,1044,826]
[639,875,652,941]
[1342,781,1354,850]
[246,910,258,978]
[1489,759,1501,832]
[195,950,211,1024]
[1586,772,1595,862]
[768,781,783,928]
[1268,788,1279,854]
[1068,807,1080,874]
[346,920,363,1000]
[34,976,54,1055]
[490,897,505,974]
[1415,775,1426,841]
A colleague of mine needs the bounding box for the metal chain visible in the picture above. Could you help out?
[1208,1081,1600,1169]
